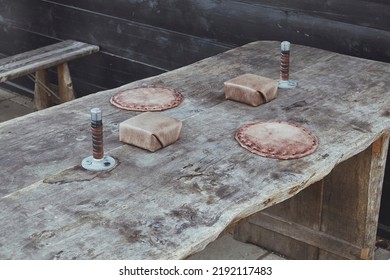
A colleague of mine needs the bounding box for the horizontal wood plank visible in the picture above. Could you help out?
[0,40,99,82]
[1,0,390,98]
[234,0,390,31]
[245,212,363,259]
[0,26,166,96]
[40,0,390,63]
[49,0,390,33]
[0,0,233,71]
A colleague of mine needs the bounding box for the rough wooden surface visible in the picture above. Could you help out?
[234,134,389,259]
[57,63,75,104]
[0,40,99,83]
[2,0,390,99]
[33,69,51,110]
[0,41,390,259]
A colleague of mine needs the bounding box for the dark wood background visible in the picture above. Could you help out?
[1,0,390,234]
[1,0,389,95]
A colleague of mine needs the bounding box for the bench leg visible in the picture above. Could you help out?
[234,133,390,259]
[57,62,75,103]
[34,69,51,110]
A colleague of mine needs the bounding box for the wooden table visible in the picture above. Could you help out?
[0,41,389,260]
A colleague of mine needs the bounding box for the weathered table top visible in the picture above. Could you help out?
[0,41,389,259]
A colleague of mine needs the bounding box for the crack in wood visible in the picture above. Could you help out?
[177,172,204,180]
[43,165,115,185]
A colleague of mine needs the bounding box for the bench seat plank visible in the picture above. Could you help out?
[0,40,99,83]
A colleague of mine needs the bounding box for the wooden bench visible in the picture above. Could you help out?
[0,40,99,110]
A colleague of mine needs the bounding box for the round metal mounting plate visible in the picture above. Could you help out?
[278,80,298,89]
[81,156,117,171]
[235,120,318,159]
[110,87,184,111]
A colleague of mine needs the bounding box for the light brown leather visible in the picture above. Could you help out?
[119,112,182,152]
[235,120,318,159]
[224,74,278,106]
[110,87,184,111]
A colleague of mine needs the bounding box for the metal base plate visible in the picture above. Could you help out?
[278,80,298,89]
[81,156,117,171]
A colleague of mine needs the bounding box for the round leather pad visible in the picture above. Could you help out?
[110,87,184,111]
[236,121,318,159]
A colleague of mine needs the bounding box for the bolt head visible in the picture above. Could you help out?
[91,108,102,122]
[281,41,290,52]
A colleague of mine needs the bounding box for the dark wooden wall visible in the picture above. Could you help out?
[1,0,390,231]
[0,0,389,96]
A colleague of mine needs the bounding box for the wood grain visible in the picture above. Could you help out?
[0,41,390,259]
[57,63,75,103]
[34,69,50,110]
[235,135,390,259]
[1,0,389,98]
[0,40,99,82]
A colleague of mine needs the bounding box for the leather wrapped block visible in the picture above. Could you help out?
[224,74,278,106]
[119,112,182,152]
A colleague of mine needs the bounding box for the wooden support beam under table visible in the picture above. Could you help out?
[234,133,390,260]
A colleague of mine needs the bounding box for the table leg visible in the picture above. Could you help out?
[234,133,390,259]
